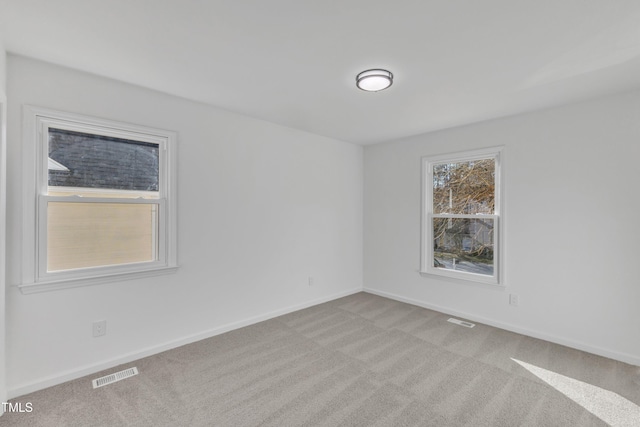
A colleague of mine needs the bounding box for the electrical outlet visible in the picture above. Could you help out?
[509,294,519,306]
[92,320,107,337]
[308,276,314,286]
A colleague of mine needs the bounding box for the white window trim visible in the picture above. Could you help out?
[20,106,178,294]
[420,146,504,286]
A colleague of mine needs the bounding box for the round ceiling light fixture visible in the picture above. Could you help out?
[356,69,393,92]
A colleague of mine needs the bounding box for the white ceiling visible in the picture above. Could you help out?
[2,0,640,145]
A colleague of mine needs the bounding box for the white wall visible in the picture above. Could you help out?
[5,55,363,397]
[364,90,640,365]
[0,40,8,410]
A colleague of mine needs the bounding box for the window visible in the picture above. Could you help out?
[421,147,503,285]
[21,107,177,293]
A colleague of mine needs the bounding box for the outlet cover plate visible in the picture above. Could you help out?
[92,320,107,337]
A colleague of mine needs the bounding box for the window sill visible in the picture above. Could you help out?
[17,266,179,294]
[418,269,504,288]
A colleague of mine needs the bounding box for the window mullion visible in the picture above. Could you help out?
[40,195,162,205]
[432,213,498,219]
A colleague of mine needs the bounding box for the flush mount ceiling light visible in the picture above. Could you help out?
[356,69,393,92]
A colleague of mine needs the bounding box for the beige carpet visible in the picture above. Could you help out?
[3,292,639,426]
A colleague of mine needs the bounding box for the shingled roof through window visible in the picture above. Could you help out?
[48,128,159,192]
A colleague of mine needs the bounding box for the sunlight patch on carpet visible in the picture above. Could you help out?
[512,358,640,427]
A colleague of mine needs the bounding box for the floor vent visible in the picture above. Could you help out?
[448,318,475,328]
[92,367,139,389]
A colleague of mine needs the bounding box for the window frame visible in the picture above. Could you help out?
[420,146,503,286]
[21,106,178,293]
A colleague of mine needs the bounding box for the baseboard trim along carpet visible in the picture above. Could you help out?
[4,292,638,426]
[8,287,363,399]
[363,287,640,367]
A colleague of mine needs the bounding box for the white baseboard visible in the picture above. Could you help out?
[363,287,640,367]
[8,287,363,399]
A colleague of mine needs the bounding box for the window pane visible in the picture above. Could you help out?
[47,202,158,272]
[433,159,494,214]
[433,217,494,276]
[48,128,159,193]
